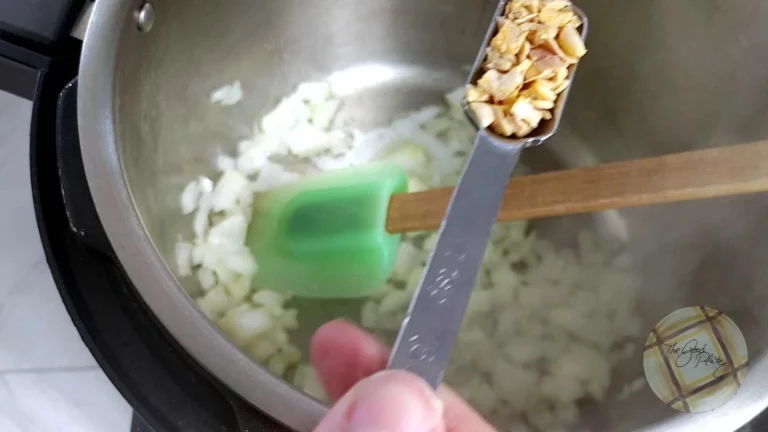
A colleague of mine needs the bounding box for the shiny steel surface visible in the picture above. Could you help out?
[78,0,768,430]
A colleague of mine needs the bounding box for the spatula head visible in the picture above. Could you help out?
[247,163,408,298]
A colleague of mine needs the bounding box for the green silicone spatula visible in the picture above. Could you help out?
[247,163,408,298]
[247,136,768,299]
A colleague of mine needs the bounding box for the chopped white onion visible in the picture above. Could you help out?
[422,232,439,251]
[250,163,300,192]
[197,286,231,320]
[199,176,214,193]
[278,309,299,329]
[197,267,217,291]
[246,338,279,362]
[252,133,287,157]
[300,365,328,401]
[211,170,249,212]
[310,99,342,130]
[407,176,428,193]
[208,244,258,277]
[365,221,641,429]
[217,305,273,347]
[379,143,431,175]
[236,147,268,176]
[174,241,193,277]
[392,242,420,279]
[490,265,519,289]
[210,81,243,106]
[251,290,287,310]
[208,213,248,247]
[261,96,310,137]
[191,244,205,266]
[225,275,252,302]
[267,355,289,376]
[378,290,411,315]
[283,122,334,157]
[180,176,213,216]
[265,327,289,347]
[177,82,642,432]
[180,181,201,215]
[360,301,378,328]
[193,191,213,241]
[404,266,424,294]
[326,130,352,155]
[279,344,302,365]
[294,81,332,105]
[213,265,237,286]
[216,153,237,172]
[237,139,256,154]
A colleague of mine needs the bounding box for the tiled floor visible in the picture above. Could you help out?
[0,90,133,431]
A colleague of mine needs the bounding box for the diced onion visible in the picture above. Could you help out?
[295,81,332,105]
[378,290,411,315]
[197,286,231,320]
[297,364,328,401]
[261,97,310,137]
[278,309,299,329]
[193,191,213,241]
[211,170,249,212]
[252,291,287,310]
[208,213,248,247]
[177,81,642,432]
[191,244,205,266]
[221,245,259,277]
[250,163,300,192]
[197,267,217,291]
[217,305,273,347]
[310,99,342,130]
[283,123,335,157]
[392,242,420,279]
[267,355,289,376]
[210,81,243,106]
[246,338,279,362]
[236,147,268,176]
[216,154,236,172]
[180,182,201,215]
[407,176,428,193]
[174,241,193,277]
[225,275,252,302]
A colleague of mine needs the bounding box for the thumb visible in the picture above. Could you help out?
[313,370,445,432]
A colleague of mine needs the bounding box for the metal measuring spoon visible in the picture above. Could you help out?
[387,1,588,388]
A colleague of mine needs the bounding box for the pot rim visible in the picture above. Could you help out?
[77,1,768,431]
[77,1,326,430]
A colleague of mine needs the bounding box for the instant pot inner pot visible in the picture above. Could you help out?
[114,0,768,430]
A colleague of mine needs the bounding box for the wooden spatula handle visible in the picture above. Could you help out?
[386,140,768,233]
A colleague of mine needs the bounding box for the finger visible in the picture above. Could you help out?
[311,319,497,432]
[313,370,445,432]
[309,319,389,401]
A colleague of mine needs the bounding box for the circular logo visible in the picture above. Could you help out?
[643,306,748,412]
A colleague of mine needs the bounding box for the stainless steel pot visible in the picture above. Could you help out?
[78,0,768,430]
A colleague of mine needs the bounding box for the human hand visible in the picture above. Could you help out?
[310,319,496,432]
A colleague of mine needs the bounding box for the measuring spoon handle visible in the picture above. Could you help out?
[387,132,522,388]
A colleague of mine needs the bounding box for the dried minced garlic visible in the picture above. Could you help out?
[467,0,586,138]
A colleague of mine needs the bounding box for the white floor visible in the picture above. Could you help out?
[0,90,133,431]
